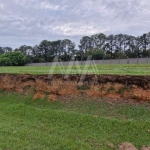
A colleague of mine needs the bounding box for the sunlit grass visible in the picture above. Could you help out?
[0,64,150,75]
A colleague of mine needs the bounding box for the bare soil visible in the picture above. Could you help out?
[0,74,150,102]
[118,143,150,150]
[140,146,150,150]
[119,142,137,150]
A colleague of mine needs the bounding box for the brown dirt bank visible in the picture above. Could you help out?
[0,73,150,102]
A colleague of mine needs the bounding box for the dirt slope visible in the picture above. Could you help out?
[0,73,150,102]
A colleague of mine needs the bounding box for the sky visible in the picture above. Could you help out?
[0,0,150,49]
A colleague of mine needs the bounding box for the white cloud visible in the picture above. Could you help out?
[11,0,27,5]
[40,2,59,10]
[46,22,111,36]
[0,0,150,48]
[12,0,35,5]
[0,3,4,9]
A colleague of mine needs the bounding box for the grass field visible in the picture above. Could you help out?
[0,91,150,150]
[0,64,150,75]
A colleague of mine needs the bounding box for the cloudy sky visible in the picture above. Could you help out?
[0,0,150,49]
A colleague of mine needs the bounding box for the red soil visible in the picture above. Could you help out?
[0,74,150,102]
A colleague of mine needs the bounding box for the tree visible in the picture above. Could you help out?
[2,47,12,53]
[140,33,148,51]
[139,33,150,57]
[17,45,32,56]
[38,40,52,62]
[133,37,142,57]
[60,39,75,61]
[91,33,106,49]
[105,34,116,58]
[61,39,75,55]
[50,40,62,56]
[86,48,106,60]
[4,51,26,66]
[79,36,92,53]
[0,47,5,54]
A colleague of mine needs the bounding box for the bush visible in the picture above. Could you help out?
[86,49,106,60]
[3,51,26,66]
[60,55,71,61]
[0,57,12,66]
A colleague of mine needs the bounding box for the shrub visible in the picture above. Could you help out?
[86,49,106,60]
[3,51,26,66]
[0,57,12,66]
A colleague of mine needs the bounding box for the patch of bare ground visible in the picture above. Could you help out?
[119,142,137,150]
[0,74,150,103]
[140,146,150,150]
[119,143,150,150]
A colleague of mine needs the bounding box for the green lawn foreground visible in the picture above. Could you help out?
[0,92,150,150]
[0,64,150,75]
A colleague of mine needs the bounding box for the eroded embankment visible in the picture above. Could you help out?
[0,73,150,102]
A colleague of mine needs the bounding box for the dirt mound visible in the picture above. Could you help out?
[119,142,137,150]
[118,143,150,150]
[141,146,150,150]
[0,73,150,102]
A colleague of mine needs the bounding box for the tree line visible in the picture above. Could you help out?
[79,32,150,59]
[0,31,150,65]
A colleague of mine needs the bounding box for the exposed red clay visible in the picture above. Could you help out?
[0,73,150,102]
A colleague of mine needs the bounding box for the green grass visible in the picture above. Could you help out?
[0,64,150,75]
[0,91,150,150]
